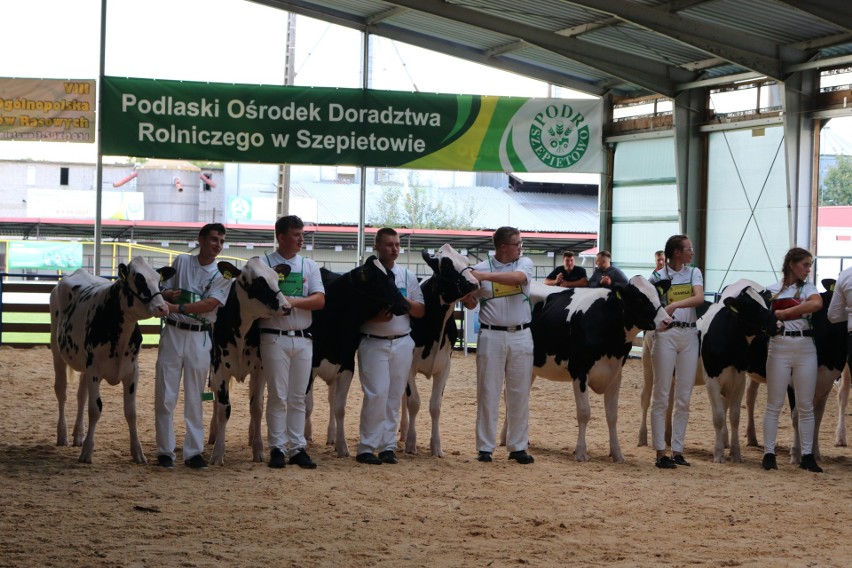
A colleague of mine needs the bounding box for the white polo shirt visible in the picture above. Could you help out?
[474,255,534,327]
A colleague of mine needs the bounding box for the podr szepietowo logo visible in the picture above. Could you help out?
[499,100,599,172]
[528,103,590,168]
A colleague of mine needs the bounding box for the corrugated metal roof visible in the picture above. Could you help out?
[251,0,852,98]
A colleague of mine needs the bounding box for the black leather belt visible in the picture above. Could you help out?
[361,333,410,340]
[480,323,531,332]
[668,322,697,328]
[165,318,211,332]
[260,328,312,338]
[783,330,813,337]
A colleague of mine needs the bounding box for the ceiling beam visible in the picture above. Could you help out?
[774,0,852,33]
[563,0,809,80]
[384,0,695,97]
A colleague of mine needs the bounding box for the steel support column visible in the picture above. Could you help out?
[673,88,706,261]
[783,70,819,250]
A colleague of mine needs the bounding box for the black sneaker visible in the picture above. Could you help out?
[477,451,493,462]
[655,456,677,469]
[672,454,691,467]
[761,453,777,470]
[799,453,823,473]
[355,452,382,465]
[289,449,317,469]
[156,455,174,468]
[184,454,208,470]
[268,448,286,469]
[378,450,398,464]
[508,450,535,464]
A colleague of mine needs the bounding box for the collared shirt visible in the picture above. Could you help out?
[258,251,324,331]
[650,265,704,324]
[474,255,534,327]
[360,264,423,337]
[766,280,818,333]
[164,254,231,325]
[827,266,852,331]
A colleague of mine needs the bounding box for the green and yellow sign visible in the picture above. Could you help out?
[102,76,603,173]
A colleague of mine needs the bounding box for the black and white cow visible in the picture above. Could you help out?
[696,279,781,463]
[50,257,174,464]
[744,279,847,462]
[400,244,479,457]
[300,256,411,458]
[513,276,671,462]
[206,257,291,466]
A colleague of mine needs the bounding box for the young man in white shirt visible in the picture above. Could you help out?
[155,223,231,470]
[463,226,535,465]
[260,215,326,469]
[355,228,425,465]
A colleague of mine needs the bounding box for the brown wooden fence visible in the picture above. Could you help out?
[0,276,162,348]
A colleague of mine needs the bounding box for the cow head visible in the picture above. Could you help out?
[722,284,782,337]
[217,258,291,318]
[351,255,410,316]
[615,276,672,331]
[118,256,174,318]
[422,244,479,304]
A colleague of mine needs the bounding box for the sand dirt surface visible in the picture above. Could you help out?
[1,346,850,567]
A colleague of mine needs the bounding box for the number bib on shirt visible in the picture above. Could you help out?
[667,283,693,305]
[278,272,304,297]
[177,289,200,303]
[492,282,522,298]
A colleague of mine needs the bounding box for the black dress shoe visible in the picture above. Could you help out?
[355,452,382,465]
[289,449,317,469]
[378,450,398,464]
[508,450,535,464]
[655,456,677,469]
[268,448,286,469]
[672,454,690,466]
[761,453,777,471]
[799,453,823,473]
[477,451,493,462]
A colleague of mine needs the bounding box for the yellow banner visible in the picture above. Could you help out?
[0,77,95,143]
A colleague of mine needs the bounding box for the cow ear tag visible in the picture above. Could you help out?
[222,270,233,280]
[728,305,739,314]
[615,289,622,301]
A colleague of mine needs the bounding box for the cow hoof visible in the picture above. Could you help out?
[252,452,265,463]
[574,452,590,462]
[404,445,418,455]
[835,440,847,447]
[431,449,445,458]
[78,453,93,464]
[610,454,624,463]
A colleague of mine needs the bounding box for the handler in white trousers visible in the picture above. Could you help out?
[649,234,704,469]
[355,228,424,465]
[260,215,325,469]
[155,223,231,470]
[463,226,535,465]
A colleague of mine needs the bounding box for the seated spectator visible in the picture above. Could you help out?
[588,250,628,289]
[544,251,588,288]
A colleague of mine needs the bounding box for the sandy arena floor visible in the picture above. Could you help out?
[1,346,850,567]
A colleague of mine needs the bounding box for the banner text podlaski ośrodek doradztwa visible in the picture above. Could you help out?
[102,76,603,173]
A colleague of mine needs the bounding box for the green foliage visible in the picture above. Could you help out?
[368,182,481,230]
[820,154,852,206]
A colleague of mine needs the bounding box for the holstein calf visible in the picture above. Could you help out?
[400,245,479,457]
[696,279,781,463]
[50,257,174,463]
[514,276,671,462]
[206,258,291,465]
[303,256,411,458]
[745,279,847,462]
